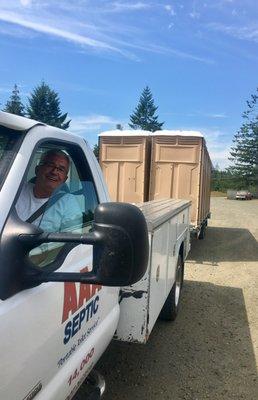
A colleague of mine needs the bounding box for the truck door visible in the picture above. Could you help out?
[0,135,119,400]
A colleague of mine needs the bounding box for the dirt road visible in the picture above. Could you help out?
[75,197,258,400]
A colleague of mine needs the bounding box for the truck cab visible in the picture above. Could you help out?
[0,112,148,400]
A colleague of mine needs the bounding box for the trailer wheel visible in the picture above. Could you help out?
[198,220,207,240]
[159,255,184,321]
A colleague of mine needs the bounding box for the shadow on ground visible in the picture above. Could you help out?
[188,226,258,265]
[75,280,258,400]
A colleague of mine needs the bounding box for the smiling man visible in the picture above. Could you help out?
[16,150,82,232]
[34,150,70,198]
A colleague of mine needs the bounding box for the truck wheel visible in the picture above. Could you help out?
[159,255,184,321]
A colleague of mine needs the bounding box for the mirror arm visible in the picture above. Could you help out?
[30,270,100,285]
[40,231,101,244]
[19,231,103,247]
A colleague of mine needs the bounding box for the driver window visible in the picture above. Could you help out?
[15,142,98,268]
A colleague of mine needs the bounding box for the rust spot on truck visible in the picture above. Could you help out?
[119,289,147,302]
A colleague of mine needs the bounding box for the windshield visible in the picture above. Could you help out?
[0,127,24,190]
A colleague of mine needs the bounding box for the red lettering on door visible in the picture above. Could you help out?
[62,266,103,324]
[62,283,78,323]
[78,284,91,308]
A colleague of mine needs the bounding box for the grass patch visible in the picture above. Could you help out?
[211,191,227,197]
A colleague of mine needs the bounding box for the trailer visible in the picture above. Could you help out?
[99,130,212,239]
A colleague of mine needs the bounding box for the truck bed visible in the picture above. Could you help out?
[115,198,191,343]
[136,198,191,232]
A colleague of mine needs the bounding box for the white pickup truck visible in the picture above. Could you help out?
[0,112,191,400]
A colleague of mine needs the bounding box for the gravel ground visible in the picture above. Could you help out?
[75,197,258,400]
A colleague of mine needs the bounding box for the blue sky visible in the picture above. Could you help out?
[0,0,258,168]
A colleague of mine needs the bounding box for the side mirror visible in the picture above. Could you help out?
[0,203,149,299]
[34,202,149,286]
[90,202,149,286]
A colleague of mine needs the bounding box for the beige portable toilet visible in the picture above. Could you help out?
[149,131,212,231]
[99,130,151,203]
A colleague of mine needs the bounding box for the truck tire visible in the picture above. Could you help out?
[159,255,184,321]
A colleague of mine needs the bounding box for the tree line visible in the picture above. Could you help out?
[212,88,258,193]
[2,82,257,192]
[2,82,71,129]
[2,83,164,132]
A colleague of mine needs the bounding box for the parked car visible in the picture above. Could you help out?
[235,190,253,200]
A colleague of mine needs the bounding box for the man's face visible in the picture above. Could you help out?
[35,154,69,196]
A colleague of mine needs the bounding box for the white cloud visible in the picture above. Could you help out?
[201,128,232,169]
[195,112,228,119]
[135,43,214,64]
[20,0,32,6]
[70,115,121,133]
[162,111,227,119]
[189,11,200,19]
[207,22,258,43]
[0,11,118,50]
[0,2,214,64]
[164,5,176,16]
[0,10,139,60]
[209,149,231,169]
[208,113,227,119]
[70,114,124,146]
[109,2,150,12]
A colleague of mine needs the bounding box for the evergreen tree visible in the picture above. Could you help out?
[228,88,258,190]
[129,86,164,132]
[27,82,71,129]
[211,166,239,192]
[3,84,25,116]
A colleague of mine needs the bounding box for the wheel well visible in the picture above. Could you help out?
[179,242,184,261]
[178,242,185,286]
